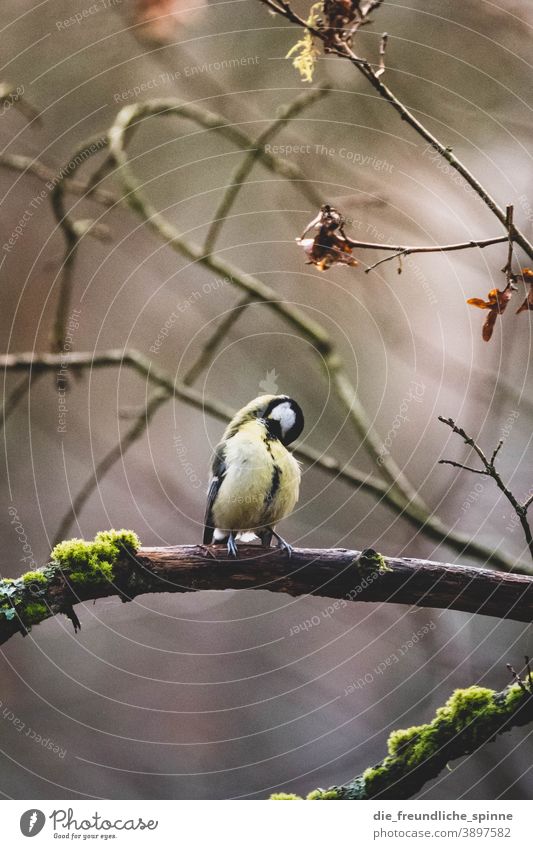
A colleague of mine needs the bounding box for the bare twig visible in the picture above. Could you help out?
[0,372,43,433]
[257,0,533,261]
[203,86,331,254]
[375,32,388,78]
[0,153,117,207]
[363,235,510,273]
[183,294,254,385]
[53,389,169,545]
[439,416,533,560]
[92,98,324,207]
[50,134,110,351]
[300,206,510,273]
[502,204,516,286]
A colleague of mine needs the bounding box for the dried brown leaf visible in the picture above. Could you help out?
[467,284,515,342]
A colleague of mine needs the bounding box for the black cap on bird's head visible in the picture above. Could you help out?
[224,394,304,446]
[262,395,304,446]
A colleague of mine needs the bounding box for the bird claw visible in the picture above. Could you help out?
[227,533,238,558]
[270,529,293,558]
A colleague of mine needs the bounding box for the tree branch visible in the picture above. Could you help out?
[2,534,533,650]
[203,85,331,254]
[363,235,510,274]
[273,676,533,799]
[439,416,533,561]
[3,531,533,801]
[0,152,117,207]
[258,0,533,261]
[300,206,510,273]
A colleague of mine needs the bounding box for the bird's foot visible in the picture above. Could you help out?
[227,533,239,558]
[269,529,293,558]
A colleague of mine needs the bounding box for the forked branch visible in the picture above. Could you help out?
[439,416,533,561]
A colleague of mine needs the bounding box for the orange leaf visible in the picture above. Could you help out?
[482,309,498,342]
[516,268,533,314]
[467,297,491,310]
[467,283,515,341]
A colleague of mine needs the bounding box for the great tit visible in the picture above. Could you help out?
[203,394,304,557]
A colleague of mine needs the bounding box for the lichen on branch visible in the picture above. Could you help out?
[286,2,323,82]
[51,529,140,587]
[271,680,533,799]
[0,529,140,637]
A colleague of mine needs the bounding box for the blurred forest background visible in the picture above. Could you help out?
[1,0,532,799]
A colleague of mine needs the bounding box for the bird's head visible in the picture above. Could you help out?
[225,394,304,446]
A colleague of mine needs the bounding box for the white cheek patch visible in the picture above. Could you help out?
[269,401,296,438]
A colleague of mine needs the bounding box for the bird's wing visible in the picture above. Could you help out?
[203,444,226,544]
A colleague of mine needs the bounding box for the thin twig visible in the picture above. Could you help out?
[53,389,169,545]
[50,134,110,351]
[0,372,43,433]
[94,98,324,207]
[439,416,533,561]
[502,204,516,286]
[363,235,510,273]
[183,294,254,385]
[203,86,331,254]
[438,460,488,477]
[257,0,533,261]
[375,32,388,78]
[0,153,117,207]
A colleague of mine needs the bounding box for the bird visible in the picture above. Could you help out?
[203,394,304,557]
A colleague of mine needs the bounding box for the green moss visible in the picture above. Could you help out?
[356,548,391,576]
[307,789,340,800]
[21,602,48,625]
[363,684,529,796]
[51,529,140,587]
[272,682,531,801]
[22,571,47,585]
[504,683,525,710]
[270,793,303,800]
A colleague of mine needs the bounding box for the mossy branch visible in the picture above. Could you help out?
[3,531,533,801]
[2,532,533,649]
[272,680,533,799]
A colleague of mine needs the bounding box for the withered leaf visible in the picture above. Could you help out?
[467,283,515,342]
[516,267,533,314]
[297,204,359,271]
[298,234,359,271]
